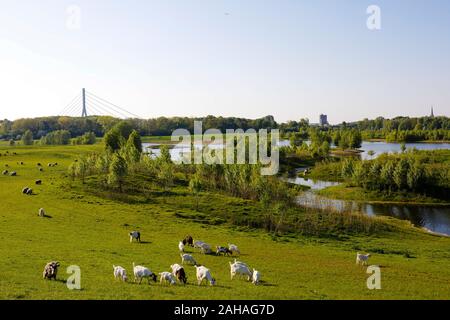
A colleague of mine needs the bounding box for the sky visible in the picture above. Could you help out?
[0,0,449,124]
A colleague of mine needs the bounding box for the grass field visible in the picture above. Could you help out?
[1,144,450,300]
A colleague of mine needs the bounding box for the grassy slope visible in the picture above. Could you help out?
[0,144,450,300]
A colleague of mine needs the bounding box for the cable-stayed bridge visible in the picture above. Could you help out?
[59,89,141,119]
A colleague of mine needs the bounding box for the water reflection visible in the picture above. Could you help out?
[295,191,450,235]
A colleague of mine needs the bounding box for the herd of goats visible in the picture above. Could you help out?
[42,231,373,288]
[43,232,262,287]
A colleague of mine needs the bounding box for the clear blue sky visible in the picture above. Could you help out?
[0,0,449,123]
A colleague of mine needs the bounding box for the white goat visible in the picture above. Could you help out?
[180,254,197,265]
[178,241,185,253]
[129,231,141,243]
[356,253,371,266]
[133,263,157,284]
[229,261,252,281]
[199,243,212,254]
[233,259,249,268]
[252,269,261,285]
[159,272,177,285]
[194,240,205,249]
[113,265,128,282]
[170,264,183,274]
[38,208,46,218]
[228,244,241,256]
[195,266,216,286]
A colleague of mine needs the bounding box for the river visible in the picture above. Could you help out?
[291,177,450,236]
[143,141,450,235]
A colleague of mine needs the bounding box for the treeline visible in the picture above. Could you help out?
[20,129,97,146]
[363,129,450,142]
[356,116,450,131]
[357,116,450,142]
[0,115,277,140]
[340,150,450,198]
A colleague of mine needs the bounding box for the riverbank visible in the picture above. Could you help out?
[317,184,450,205]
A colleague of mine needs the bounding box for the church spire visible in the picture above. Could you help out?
[431,106,434,118]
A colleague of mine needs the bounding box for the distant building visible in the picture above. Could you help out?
[319,114,329,126]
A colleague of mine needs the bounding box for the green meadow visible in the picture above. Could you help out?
[1,143,450,300]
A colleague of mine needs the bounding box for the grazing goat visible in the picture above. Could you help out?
[182,235,194,247]
[233,259,249,268]
[22,187,30,194]
[193,240,205,249]
[10,171,17,176]
[228,244,241,256]
[159,272,177,285]
[35,180,42,185]
[2,170,8,175]
[132,263,157,284]
[195,266,216,286]
[199,243,212,255]
[37,163,42,167]
[178,241,185,253]
[113,265,128,282]
[356,253,371,266]
[180,254,197,266]
[129,231,141,243]
[229,261,252,281]
[43,261,60,280]
[170,264,187,284]
[216,246,232,256]
[252,269,261,285]
[38,208,46,218]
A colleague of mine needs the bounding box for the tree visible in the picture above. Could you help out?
[159,145,172,164]
[189,175,202,211]
[157,162,174,191]
[108,154,128,191]
[75,158,88,184]
[393,159,408,190]
[127,130,143,153]
[104,129,122,152]
[22,130,33,145]
[320,141,330,156]
[104,121,134,152]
